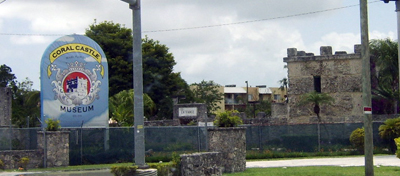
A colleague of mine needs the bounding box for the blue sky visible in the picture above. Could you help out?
[0,0,397,90]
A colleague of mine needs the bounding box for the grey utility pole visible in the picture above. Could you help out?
[360,0,374,176]
[120,0,147,168]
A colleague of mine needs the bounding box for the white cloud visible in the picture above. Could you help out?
[9,35,50,45]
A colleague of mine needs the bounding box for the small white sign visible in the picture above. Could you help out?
[198,122,214,127]
[178,107,197,117]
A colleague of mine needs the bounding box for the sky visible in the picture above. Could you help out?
[0,0,398,91]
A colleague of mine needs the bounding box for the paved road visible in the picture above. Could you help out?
[1,155,399,176]
[247,155,400,168]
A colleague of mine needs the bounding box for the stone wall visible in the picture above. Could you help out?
[0,150,43,169]
[180,152,223,176]
[283,45,363,124]
[37,131,69,167]
[0,87,12,127]
[208,127,246,173]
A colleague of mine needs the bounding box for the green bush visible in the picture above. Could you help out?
[349,127,364,154]
[379,117,400,153]
[19,157,30,170]
[0,159,4,170]
[213,110,243,127]
[45,118,61,131]
[395,137,400,159]
[110,165,138,176]
[148,153,180,176]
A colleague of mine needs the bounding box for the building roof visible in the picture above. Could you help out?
[224,87,246,93]
[259,87,272,94]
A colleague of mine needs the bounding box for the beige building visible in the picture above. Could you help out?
[283,45,363,123]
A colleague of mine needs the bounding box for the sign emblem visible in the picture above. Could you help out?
[51,61,101,106]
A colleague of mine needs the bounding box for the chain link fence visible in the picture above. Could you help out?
[0,122,388,166]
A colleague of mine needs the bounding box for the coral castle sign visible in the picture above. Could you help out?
[41,34,109,127]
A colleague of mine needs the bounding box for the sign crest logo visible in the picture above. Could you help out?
[51,61,101,106]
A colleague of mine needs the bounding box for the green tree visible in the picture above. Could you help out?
[191,80,224,115]
[11,78,40,128]
[379,117,400,153]
[244,100,272,118]
[85,20,133,97]
[370,38,399,114]
[297,91,335,151]
[142,36,193,119]
[86,21,192,119]
[0,64,16,87]
[109,89,155,126]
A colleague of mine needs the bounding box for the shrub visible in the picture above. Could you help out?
[110,165,138,176]
[350,127,364,154]
[0,159,4,170]
[379,117,400,153]
[395,137,400,159]
[45,118,61,131]
[213,110,243,127]
[19,157,30,170]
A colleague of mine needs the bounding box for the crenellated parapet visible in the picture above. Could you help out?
[284,45,361,63]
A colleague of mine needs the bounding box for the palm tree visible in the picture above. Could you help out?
[297,91,335,151]
[370,38,399,114]
[379,117,400,153]
[279,77,288,91]
[109,89,155,126]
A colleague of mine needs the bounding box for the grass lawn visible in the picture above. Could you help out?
[223,166,400,176]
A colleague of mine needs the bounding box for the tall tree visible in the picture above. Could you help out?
[0,64,16,87]
[370,38,399,114]
[11,78,40,127]
[142,36,193,119]
[191,80,224,115]
[85,20,133,96]
[86,21,192,119]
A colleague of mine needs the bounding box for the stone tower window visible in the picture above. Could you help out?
[314,76,321,93]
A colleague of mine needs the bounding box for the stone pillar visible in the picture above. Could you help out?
[37,131,69,167]
[0,87,12,127]
[208,127,246,173]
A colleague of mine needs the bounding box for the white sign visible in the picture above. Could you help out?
[198,122,214,127]
[178,107,197,116]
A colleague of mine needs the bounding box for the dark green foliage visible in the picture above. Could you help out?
[191,80,224,115]
[214,110,243,127]
[349,128,364,154]
[11,78,41,128]
[86,21,192,119]
[109,89,156,126]
[0,64,16,87]
[395,137,400,159]
[110,165,138,176]
[0,159,4,170]
[244,100,272,117]
[379,117,400,153]
[45,118,60,131]
[281,135,318,152]
[19,157,29,170]
[85,21,133,97]
[370,38,399,114]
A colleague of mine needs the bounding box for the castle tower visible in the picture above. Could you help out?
[283,45,363,123]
